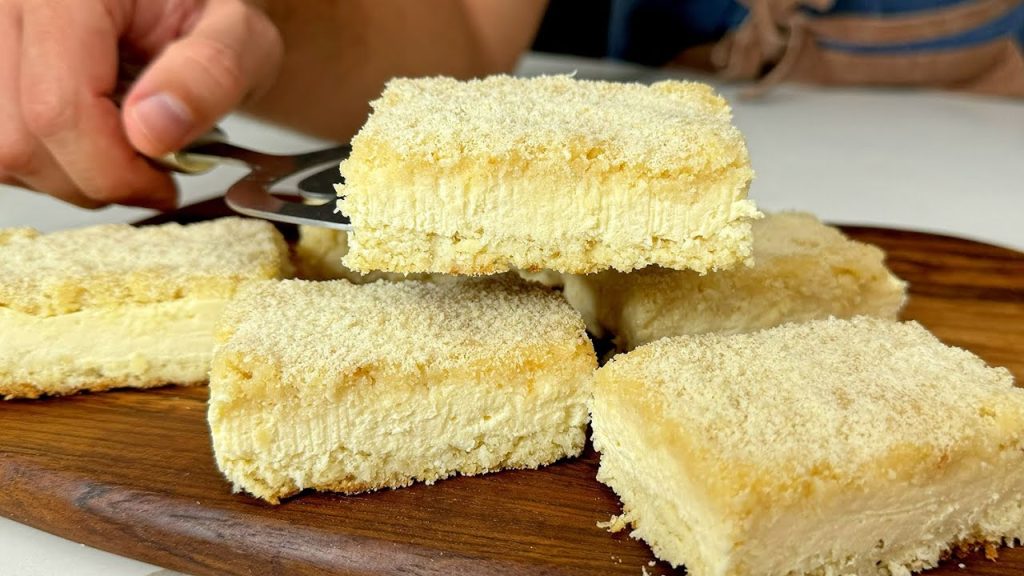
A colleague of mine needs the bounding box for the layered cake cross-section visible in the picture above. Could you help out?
[0,218,289,399]
[336,75,759,275]
[592,317,1024,576]
[209,276,596,503]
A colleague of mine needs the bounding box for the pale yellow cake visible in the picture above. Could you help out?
[564,212,906,350]
[293,224,556,287]
[208,276,596,503]
[592,317,1024,576]
[336,75,759,275]
[0,218,289,399]
[293,225,427,283]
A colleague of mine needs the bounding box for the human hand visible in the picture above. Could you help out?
[0,0,282,209]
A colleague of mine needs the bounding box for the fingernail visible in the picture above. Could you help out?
[130,93,192,152]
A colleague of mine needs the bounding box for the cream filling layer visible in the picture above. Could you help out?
[0,298,225,388]
[340,176,758,274]
[743,451,1024,576]
[340,165,758,244]
[210,345,594,502]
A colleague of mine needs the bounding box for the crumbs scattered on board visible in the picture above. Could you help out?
[597,513,630,533]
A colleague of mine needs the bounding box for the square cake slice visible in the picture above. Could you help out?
[208,276,596,503]
[591,317,1024,576]
[336,75,759,275]
[0,218,289,399]
[564,212,906,350]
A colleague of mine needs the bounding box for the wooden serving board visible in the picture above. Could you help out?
[1,199,1022,576]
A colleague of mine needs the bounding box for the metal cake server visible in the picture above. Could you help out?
[157,134,354,230]
[115,65,351,230]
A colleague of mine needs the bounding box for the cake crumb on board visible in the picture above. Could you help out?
[597,512,632,533]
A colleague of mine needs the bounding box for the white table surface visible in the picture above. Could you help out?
[1,53,1022,576]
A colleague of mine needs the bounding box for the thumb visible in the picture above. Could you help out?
[122,0,283,157]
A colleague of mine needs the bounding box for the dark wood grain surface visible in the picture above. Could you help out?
[1,199,1022,576]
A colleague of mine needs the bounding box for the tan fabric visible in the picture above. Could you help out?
[785,36,1024,95]
[671,0,1024,98]
[804,0,1019,44]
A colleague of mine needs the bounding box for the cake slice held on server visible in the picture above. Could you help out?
[336,75,759,275]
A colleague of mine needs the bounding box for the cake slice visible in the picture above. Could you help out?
[208,276,596,503]
[564,212,906,350]
[336,75,759,275]
[592,317,1024,576]
[0,218,289,399]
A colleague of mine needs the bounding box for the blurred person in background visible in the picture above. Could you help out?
[1,0,1020,210]
[539,0,1024,97]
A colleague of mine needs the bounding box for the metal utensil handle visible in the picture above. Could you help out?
[153,128,229,174]
[224,144,354,231]
[114,63,350,228]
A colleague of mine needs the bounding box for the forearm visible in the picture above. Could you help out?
[246,0,546,142]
